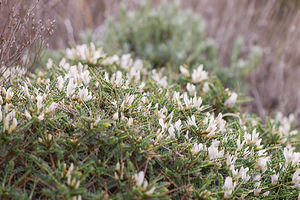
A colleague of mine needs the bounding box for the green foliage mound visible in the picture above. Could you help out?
[92,0,263,90]
[0,44,299,199]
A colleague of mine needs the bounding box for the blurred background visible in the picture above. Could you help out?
[1,0,300,125]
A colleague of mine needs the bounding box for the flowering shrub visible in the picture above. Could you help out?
[91,0,263,90]
[0,43,299,199]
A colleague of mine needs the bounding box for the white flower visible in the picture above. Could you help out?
[231,165,250,182]
[22,83,30,96]
[38,113,44,121]
[262,191,270,197]
[254,181,261,196]
[128,65,141,83]
[239,167,250,182]
[135,171,148,189]
[292,169,300,189]
[46,58,53,69]
[155,130,164,143]
[135,171,145,187]
[36,95,44,112]
[146,186,156,195]
[168,126,175,139]
[230,165,238,178]
[187,83,196,96]
[192,96,202,110]
[78,88,93,101]
[183,93,193,109]
[10,117,18,132]
[124,94,135,107]
[115,71,123,87]
[216,113,226,133]
[208,140,224,159]
[151,70,168,88]
[283,145,294,164]
[25,110,32,119]
[59,58,70,70]
[206,114,217,138]
[191,143,204,155]
[184,130,190,141]
[283,145,300,167]
[69,65,78,79]
[173,91,183,110]
[187,115,197,128]
[179,65,190,77]
[48,102,58,113]
[120,54,133,69]
[66,43,105,64]
[133,59,143,70]
[159,118,168,132]
[226,154,237,167]
[134,171,156,195]
[244,129,261,146]
[203,82,211,93]
[182,93,203,110]
[80,70,90,85]
[72,195,82,200]
[6,109,15,119]
[253,174,262,195]
[1,87,6,96]
[256,156,270,172]
[174,119,182,132]
[4,115,9,132]
[275,113,298,140]
[4,103,10,113]
[139,82,145,90]
[158,76,168,88]
[271,173,279,185]
[102,55,119,65]
[57,76,64,90]
[224,92,237,107]
[173,91,181,103]
[155,106,167,119]
[103,72,110,82]
[223,177,236,199]
[236,135,245,151]
[3,112,16,133]
[5,87,14,102]
[66,163,74,178]
[127,117,133,127]
[67,78,77,97]
[192,64,208,83]
[115,162,121,173]
[112,112,119,120]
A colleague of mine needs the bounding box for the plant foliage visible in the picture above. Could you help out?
[0,43,299,199]
[92,0,263,90]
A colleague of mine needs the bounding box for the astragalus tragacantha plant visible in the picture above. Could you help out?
[0,43,299,199]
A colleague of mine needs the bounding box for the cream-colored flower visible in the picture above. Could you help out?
[179,65,190,77]
[224,92,237,107]
[192,65,208,83]
[223,177,236,199]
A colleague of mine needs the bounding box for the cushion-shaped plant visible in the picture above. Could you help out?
[0,43,298,199]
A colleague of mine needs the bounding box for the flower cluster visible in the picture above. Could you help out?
[0,43,298,199]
